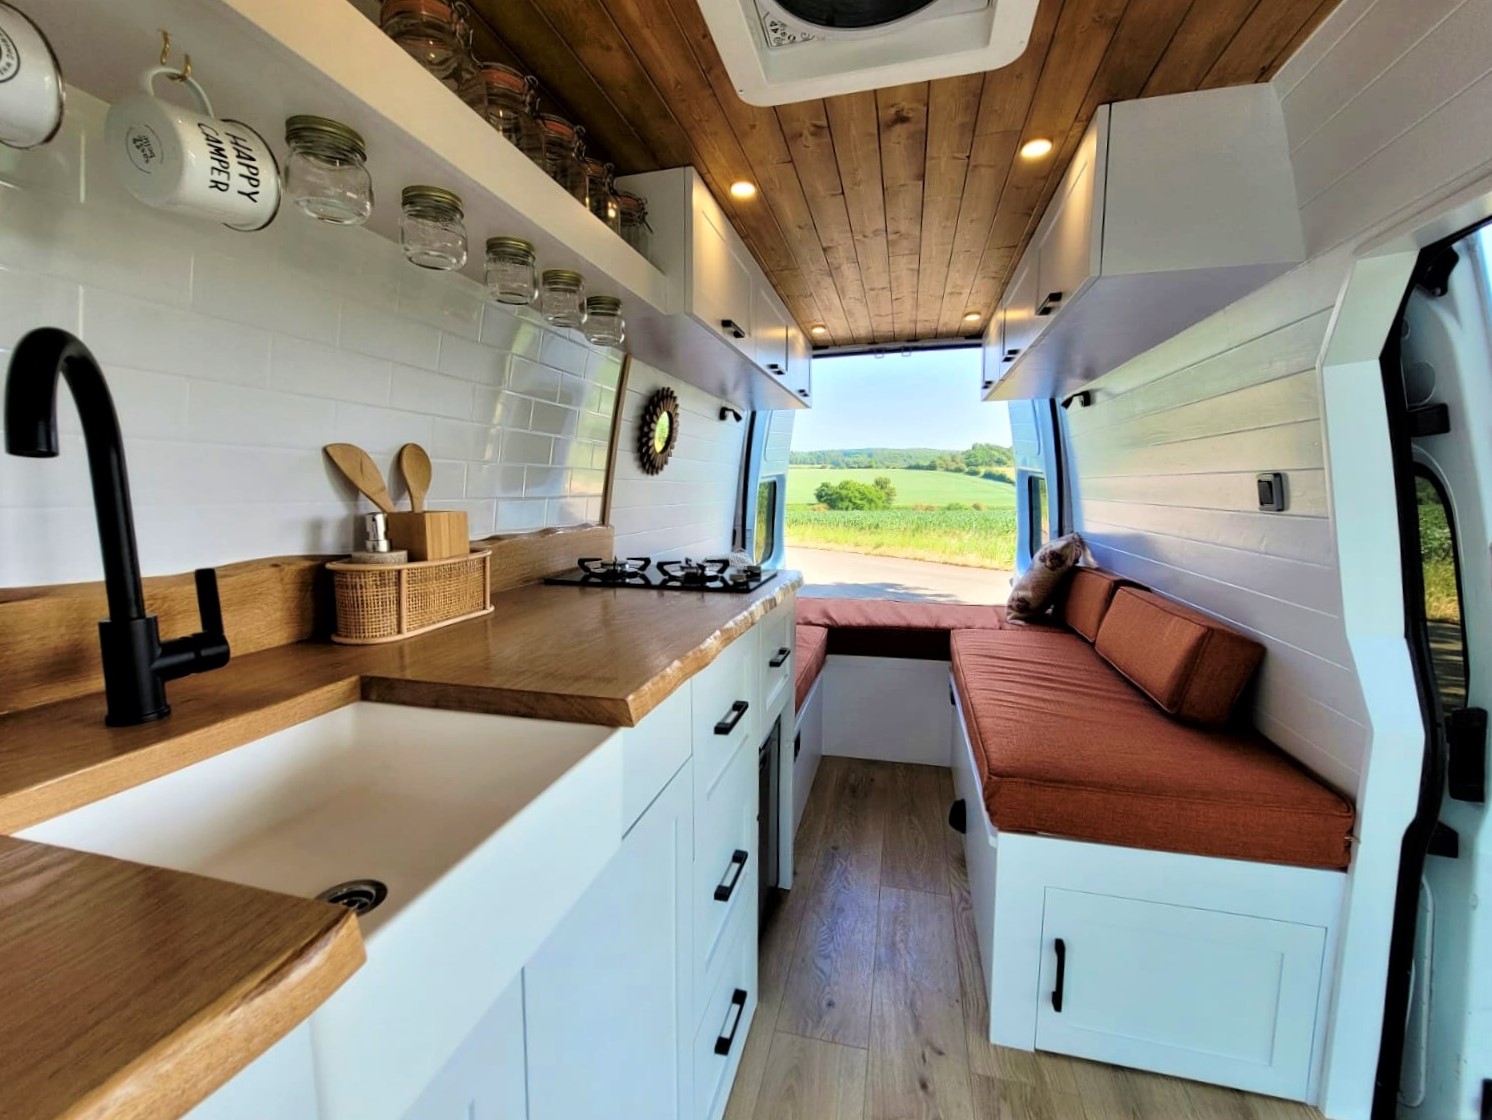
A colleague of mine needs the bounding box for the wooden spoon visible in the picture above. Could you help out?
[324,443,395,513]
[399,443,432,513]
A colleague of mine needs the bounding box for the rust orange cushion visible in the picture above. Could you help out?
[950,629,1353,870]
[794,597,1009,660]
[795,624,828,710]
[1095,588,1264,726]
[1058,568,1132,641]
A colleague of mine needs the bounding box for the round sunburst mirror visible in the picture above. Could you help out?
[639,388,680,475]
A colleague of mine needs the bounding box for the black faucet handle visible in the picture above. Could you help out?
[194,567,224,637]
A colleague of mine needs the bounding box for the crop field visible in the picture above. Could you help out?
[786,508,1017,569]
[786,467,1015,509]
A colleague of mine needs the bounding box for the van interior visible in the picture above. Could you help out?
[0,1,1489,1118]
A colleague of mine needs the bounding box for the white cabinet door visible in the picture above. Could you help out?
[1034,120,1104,328]
[1034,888,1325,1099]
[785,323,811,404]
[691,188,753,356]
[402,977,527,1120]
[1001,253,1040,365]
[752,279,790,375]
[982,308,1005,396]
[525,763,693,1120]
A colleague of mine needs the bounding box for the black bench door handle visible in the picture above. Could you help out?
[714,700,749,735]
[715,989,748,1055]
[1052,938,1067,1013]
[769,646,791,668]
[714,849,749,901]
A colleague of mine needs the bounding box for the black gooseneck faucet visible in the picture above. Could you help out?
[4,328,230,726]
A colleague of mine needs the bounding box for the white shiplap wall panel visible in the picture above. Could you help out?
[610,360,746,560]
[1078,470,1329,518]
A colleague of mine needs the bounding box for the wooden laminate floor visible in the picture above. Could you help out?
[724,757,1326,1120]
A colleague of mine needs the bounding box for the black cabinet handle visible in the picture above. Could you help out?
[767,363,785,375]
[714,849,749,901]
[948,799,967,835]
[769,646,791,668]
[1052,938,1067,1013]
[1037,291,1064,316]
[982,380,993,389]
[714,700,749,735]
[714,989,748,1055]
[721,319,748,339]
[797,388,809,397]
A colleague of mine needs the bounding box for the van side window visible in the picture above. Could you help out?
[1415,472,1467,710]
[1029,475,1049,556]
[755,479,779,565]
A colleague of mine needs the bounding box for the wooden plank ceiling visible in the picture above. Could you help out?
[464,0,1341,349]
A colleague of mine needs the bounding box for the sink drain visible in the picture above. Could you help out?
[315,879,388,915]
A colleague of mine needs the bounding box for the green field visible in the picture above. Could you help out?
[787,467,1016,508]
[786,508,1017,569]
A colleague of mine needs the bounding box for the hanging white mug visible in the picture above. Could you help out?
[0,1,65,150]
[104,65,279,231]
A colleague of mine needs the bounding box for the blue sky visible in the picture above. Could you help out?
[791,348,1012,451]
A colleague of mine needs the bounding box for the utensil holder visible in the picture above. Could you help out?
[327,549,492,644]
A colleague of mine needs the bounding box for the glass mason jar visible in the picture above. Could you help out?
[581,158,620,232]
[380,0,462,78]
[583,296,625,346]
[466,64,543,164]
[537,114,586,203]
[540,269,587,328]
[616,190,651,259]
[283,116,374,225]
[485,236,538,305]
[400,185,468,270]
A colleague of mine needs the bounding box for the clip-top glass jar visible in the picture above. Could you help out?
[467,64,543,165]
[400,186,468,270]
[485,236,538,305]
[616,190,651,259]
[537,114,586,203]
[540,269,586,328]
[581,158,620,233]
[380,0,463,77]
[583,296,625,347]
[283,116,374,226]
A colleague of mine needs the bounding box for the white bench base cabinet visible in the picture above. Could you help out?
[950,680,1346,1105]
[792,672,825,836]
[822,655,954,766]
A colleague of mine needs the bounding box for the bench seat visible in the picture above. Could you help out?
[795,596,1010,660]
[951,628,1354,870]
[795,624,828,710]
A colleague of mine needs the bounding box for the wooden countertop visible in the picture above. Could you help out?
[0,573,798,1120]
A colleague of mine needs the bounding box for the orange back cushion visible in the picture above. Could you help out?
[1058,568,1131,642]
[1095,588,1264,726]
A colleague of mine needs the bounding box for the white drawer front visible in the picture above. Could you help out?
[693,740,757,1019]
[692,900,758,1120]
[1035,888,1325,1099]
[759,602,795,716]
[692,627,759,823]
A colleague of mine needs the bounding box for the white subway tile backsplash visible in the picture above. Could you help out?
[0,86,621,586]
[270,336,392,406]
[389,364,477,421]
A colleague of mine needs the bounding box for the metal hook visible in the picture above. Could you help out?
[159,28,171,66]
[157,28,192,82]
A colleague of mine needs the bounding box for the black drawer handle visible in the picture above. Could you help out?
[714,989,748,1056]
[714,849,749,901]
[1052,938,1066,1013]
[721,318,748,339]
[767,363,785,375]
[714,700,749,735]
[769,646,791,668]
[948,799,967,835]
[1037,291,1064,316]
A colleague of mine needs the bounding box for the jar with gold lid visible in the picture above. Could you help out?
[583,296,625,347]
[400,185,467,270]
[537,114,586,203]
[485,236,538,305]
[540,268,586,328]
[283,116,373,226]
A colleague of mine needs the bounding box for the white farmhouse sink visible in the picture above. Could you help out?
[19,701,624,1120]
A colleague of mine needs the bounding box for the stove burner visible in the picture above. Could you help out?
[576,556,652,583]
[657,557,730,587]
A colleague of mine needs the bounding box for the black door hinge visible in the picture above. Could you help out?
[1448,707,1487,803]
[1408,402,1451,437]
[1415,245,1460,297]
[1428,821,1460,859]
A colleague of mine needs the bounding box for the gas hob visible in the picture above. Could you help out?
[543,557,778,594]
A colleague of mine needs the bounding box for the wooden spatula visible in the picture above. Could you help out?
[324,443,395,513]
[399,443,432,513]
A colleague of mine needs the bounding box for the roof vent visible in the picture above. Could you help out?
[700,0,1039,105]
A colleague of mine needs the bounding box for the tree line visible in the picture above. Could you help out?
[790,444,1015,485]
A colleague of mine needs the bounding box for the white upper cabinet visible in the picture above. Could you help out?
[618,168,806,410]
[785,322,812,404]
[983,84,1305,402]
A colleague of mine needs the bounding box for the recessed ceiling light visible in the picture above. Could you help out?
[729,180,758,199]
[962,310,982,324]
[1020,138,1054,160]
[809,324,829,337]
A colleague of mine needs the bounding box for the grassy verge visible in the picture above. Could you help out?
[786,508,1017,570]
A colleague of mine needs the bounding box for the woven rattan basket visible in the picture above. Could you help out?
[327,549,493,644]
